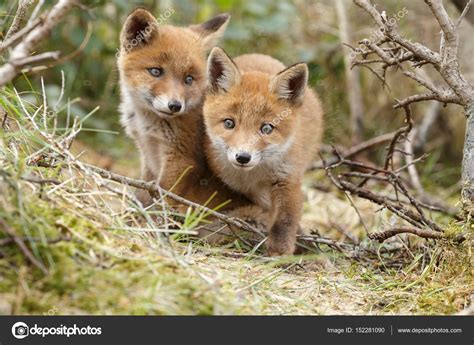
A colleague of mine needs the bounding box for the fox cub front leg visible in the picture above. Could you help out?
[198,205,274,244]
[136,162,156,207]
[267,179,304,256]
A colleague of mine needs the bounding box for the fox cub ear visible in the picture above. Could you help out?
[207,47,240,93]
[189,13,230,50]
[270,63,308,105]
[120,8,158,52]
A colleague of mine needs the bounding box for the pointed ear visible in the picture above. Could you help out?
[270,63,308,105]
[207,47,240,93]
[189,13,230,50]
[120,8,158,52]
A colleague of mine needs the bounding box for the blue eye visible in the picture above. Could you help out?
[223,118,235,129]
[148,68,163,77]
[184,75,193,85]
[261,123,273,135]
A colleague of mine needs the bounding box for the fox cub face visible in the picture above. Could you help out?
[203,48,308,171]
[118,9,230,118]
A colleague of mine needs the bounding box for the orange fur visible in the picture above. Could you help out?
[117,9,250,212]
[203,48,324,255]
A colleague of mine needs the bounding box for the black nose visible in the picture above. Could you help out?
[168,100,182,113]
[235,152,252,165]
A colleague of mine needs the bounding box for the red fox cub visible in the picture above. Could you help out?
[117,9,248,210]
[203,48,324,255]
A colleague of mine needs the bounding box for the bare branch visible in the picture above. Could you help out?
[11,50,60,66]
[401,70,441,95]
[0,0,78,87]
[455,0,473,27]
[451,0,474,25]
[319,105,448,235]
[425,0,457,43]
[0,15,44,54]
[28,0,46,25]
[3,0,34,42]
[368,226,444,242]
[394,91,461,108]
[404,128,424,195]
[353,0,474,105]
[384,105,413,170]
[312,131,395,169]
[83,163,267,237]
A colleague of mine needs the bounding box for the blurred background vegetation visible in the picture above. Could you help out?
[1,0,470,192]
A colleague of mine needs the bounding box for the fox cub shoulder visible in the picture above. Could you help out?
[203,47,324,255]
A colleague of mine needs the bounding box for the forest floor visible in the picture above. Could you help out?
[0,138,471,316]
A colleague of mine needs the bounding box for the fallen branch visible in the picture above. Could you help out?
[84,163,267,236]
[368,226,444,242]
[85,164,363,249]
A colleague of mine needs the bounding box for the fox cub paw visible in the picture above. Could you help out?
[266,236,296,256]
[135,189,153,208]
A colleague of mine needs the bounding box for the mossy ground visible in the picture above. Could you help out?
[0,158,471,315]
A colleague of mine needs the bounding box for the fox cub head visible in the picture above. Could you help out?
[118,8,230,118]
[203,47,308,171]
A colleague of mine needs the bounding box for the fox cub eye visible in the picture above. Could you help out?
[223,118,235,129]
[261,123,274,135]
[184,75,194,85]
[148,68,163,77]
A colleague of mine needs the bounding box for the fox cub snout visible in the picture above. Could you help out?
[203,48,324,255]
[118,8,230,120]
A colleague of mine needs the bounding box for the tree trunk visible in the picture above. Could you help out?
[336,0,365,145]
[462,103,474,212]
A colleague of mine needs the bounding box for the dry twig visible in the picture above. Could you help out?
[368,226,444,242]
